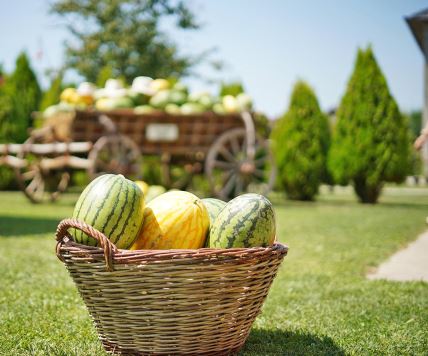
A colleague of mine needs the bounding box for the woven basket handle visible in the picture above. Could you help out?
[55,218,118,271]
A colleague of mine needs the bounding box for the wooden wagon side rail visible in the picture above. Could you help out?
[0,140,94,203]
[0,154,26,169]
[0,142,92,155]
[0,142,93,170]
[38,156,93,170]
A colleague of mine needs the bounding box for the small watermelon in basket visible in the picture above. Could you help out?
[208,193,276,248]
[71,174,145,249]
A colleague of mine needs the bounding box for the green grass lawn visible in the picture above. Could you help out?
[0,187,427,355]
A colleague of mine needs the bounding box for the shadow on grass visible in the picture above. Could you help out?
[0,215,60,237]
[241,328,345,355]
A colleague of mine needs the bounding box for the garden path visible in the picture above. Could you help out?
[368,230,428,282]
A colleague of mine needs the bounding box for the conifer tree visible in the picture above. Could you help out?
[271,81,330,200]
[0,52,41,143]
[328,47,410,203]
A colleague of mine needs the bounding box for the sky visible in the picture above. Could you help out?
[0,0,426,118]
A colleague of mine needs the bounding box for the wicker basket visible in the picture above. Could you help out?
[55,218,288,355]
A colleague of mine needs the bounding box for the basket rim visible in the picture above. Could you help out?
[59,238,288,258]
[56,218,288,270]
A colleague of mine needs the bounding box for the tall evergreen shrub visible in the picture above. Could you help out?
[271,81,330,200]
[328,47,410,203]
[0,52,41,143]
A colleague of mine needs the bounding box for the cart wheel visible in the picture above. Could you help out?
[15,137,70,204]
[205,128,276,200]
[88,134,141,179]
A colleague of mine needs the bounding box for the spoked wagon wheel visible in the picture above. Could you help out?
[15,137,70,204]
[88,134,141,180]
[205,128,276,200]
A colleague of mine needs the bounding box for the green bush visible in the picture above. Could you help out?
[328,46,410,203]
[0,85,15,189]
[0,53,41,189]
[271,81,331,201]
[0,86,13,142]
[0,52,41,144]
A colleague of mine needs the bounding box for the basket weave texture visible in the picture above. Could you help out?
[55,218,288,355]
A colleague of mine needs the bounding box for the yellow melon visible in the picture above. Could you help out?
[131,191,209,250]
[60,88,77,103]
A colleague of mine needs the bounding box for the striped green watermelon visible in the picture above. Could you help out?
[202,198,226,226]
[208,193,275,248]
[72,174,145,249]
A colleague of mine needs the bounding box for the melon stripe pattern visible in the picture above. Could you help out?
[101,179,130,245]
[208,194,275,248]
[114,183,139,245]
[72,174,145,249]
[74,174,117,246]
[100,179,125,236]
[85,176,123,245]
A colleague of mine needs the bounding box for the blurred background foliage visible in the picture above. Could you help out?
[0,1,422,204]
[50,0,202,83]
[39,71,64,112]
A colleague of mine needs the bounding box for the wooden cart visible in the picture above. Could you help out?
[0,110,276,203]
